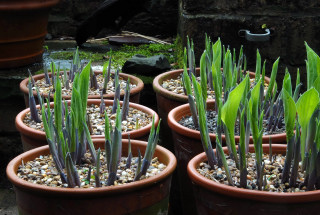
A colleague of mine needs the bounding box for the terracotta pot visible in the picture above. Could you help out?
[188,144,320,215]
[7,138,177,215]
[167,100,286,215]
[15,99,159,151]
[20,71,144,108]
[0,0,59,68]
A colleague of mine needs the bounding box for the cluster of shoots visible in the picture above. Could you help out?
[41,60,160,187]
[28,48,124,124]
[183,36,285,135]
[186,36,320,191]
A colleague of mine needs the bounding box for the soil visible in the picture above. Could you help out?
[198,153,307,192]
[23,104,152,135]
[17,151,166,188]
[179,110,286,136]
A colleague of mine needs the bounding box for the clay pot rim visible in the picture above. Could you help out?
[20,71,144,100]
[167,100,287,142]
[15,99,159,140]
[0,0,60,11]
[7,139,177,196]
[187,144,320,203]
[153,68,270,103]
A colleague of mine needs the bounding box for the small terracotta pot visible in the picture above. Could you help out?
[15,99,159,151]
[0,0,60,68]
[188,144,320,215]
[167,100,286,215]
[7,138,177,215]
[20,71,144,108]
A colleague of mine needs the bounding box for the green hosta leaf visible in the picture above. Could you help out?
[255,49,261,83]
[282,90,296,142]
[79,61,91,118]
[296,88,320,161]
[183,68,192,95]
[221,76,248,166]
[264,57,279,106]
[54,77,62,133]
[102,61,109,77]
[283,70,292,97]
[305,42,320,90]
[223,50,233,91]
[200,50,208,103]
[249,79,262,145]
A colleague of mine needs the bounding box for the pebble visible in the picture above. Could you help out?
[197,153,307,193]
[18,152,166,189]
[23,104,152,135]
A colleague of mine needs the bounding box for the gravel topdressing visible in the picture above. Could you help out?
[17,151,166,188]
[179,110,286,136]
[23,104,152,135]
[161,74,269,99]
[198,153,307,193]
[32,74,137,97]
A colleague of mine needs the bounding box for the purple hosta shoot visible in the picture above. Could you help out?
[66,152,81,188]
[126,135,132,169]
[111,85,120,114]
[107,101,122,186]
[192,74,217,169]
[183,69,199,129]
[239,108,247,188]
[134,149,142,181]
[269,136,272,163]
[64,68,70,90]
[28,70,36,86]
[216,139,234,186]
[134,115,161,181]
[86,112,93,134]
[43,64,51,85]
[94,148,101,187]
[187,36,195,77]
[113,69,120,88]
[102,57,112,94]
[35,87,43,109]
[99,91,106,115]
[90,66,99,90]
[289,130,301,187]
[104,110,111,170]
[121,79,130,121]
[28,79,41,123]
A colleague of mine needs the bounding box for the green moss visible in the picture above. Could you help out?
[50,51,106,62]
[172,35,184,69]
[107,43,175,68]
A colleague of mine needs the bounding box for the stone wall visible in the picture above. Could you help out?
[178,0,320,84]
[48,0,178,39]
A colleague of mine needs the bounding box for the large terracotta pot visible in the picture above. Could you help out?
[15,99,159,151]
[0,0,60,68]
[167,100,286,215]
[20,71,144,108]
[7,138,177,215]
[188,144,320,215]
